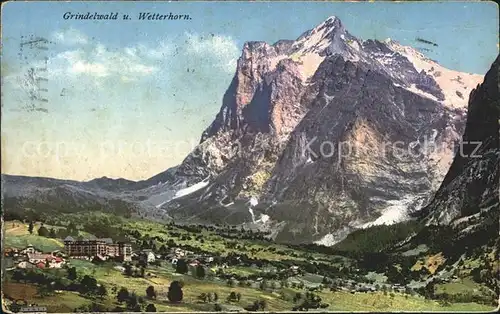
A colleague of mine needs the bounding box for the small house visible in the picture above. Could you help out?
[114,265,126,272]
[50,257,65,268]
[205,256,214,263]
[189,260,200,267]
[21,245,41,255]
[173,248,186,257]
[140,250,156,263]
[17,261,36,269]
[4,248,19,257]
[27,253,54,264]
[289,265,300,274]
[356,286,371,293]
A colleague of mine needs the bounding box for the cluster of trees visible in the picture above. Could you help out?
[75,301,154,313]
[385,262,423,285]
[191,264,206,279]
[209,253,370,287]
[8,300,32,313]
[146,286,157,299]
[470,258,499,295]
[166,222,273,242]
[172,259,205,279]
[167,281,184,303]
[333,221,422,253]
[11,268,106,299]
[291,292,329,311]
[226,291,242,303]
[123,263,146,278]
[79,275,107,298]
[116,287,155,312]
[119,218,366,288]
[197,292,219,303]
[355,252,425,285]
[175,259,188,274]
[139,239,159,251]
[415,280,436,299]
[4,204,50,223]
[74,302,108,312]
[35,212,130,241]
[35,223,58,238]
[244,299,267,311]
[108,281,185,311]
[434,288,498,306]
[29,220,80,239]
[412,221,498,267]
[198,290,241,304]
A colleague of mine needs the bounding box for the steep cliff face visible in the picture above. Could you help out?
[158,16,484,243]
[420,55,499,233]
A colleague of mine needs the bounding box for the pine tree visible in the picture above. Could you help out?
[117,287,130,303]
[146,286,157,299]
[175,259,188,274]
[49,228,57,238]
[167,281,183,303]
[97,285,107,299]
[67,267,77,281]
[38,224,49,237]
[145,304,156,312]
[196,265,206,278]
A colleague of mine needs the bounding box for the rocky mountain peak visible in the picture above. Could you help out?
[163,18,491,243]
[321,15,343,28]
[3,17,492,246]
[160,24,492,246]
[200,17,360,144]
[298,16,345,40]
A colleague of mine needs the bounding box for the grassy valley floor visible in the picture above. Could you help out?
[2,215,497,312]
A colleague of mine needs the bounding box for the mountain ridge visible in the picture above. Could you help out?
[1,16,490,244]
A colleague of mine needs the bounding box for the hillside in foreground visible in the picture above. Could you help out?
[2,211,498,312]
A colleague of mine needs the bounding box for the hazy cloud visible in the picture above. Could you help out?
[50,43,158,81]
[184,32,239,73]
[52,28,89,45]
[46,31,239,83]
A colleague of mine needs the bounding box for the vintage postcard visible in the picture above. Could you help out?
[1,0,499,312]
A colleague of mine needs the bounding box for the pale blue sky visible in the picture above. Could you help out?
[1,1,498,181]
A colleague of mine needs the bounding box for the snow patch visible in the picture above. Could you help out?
[248,196,259,223]
[260,214,270,223]
[155,201,167,209]
[431,129,438,141]
[406,84,440,102]
[362,196,419,228]
[172,176,210,200]
[249,196,259,207]
[386,40,483,109]
[248,208,256,222]
[221,201,234,207]
[314,226,354,246]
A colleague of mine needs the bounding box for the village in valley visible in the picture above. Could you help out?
[2,213,497,313]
